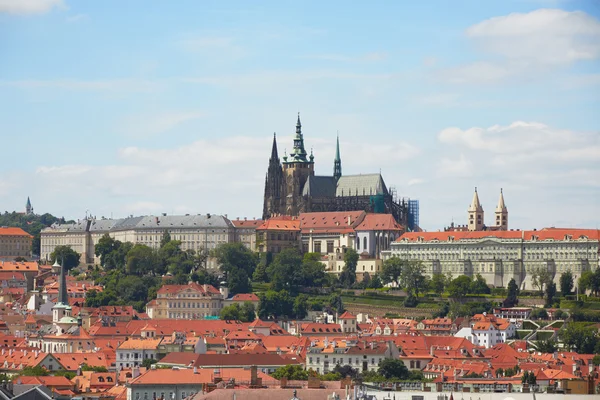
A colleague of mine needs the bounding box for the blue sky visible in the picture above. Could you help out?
[0,0,598,230]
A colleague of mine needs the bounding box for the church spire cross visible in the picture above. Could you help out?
[270,132,279,161]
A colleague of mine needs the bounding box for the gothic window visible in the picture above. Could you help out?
[363,237,367,250]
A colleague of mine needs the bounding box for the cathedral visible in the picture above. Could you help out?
[262,114,408,226]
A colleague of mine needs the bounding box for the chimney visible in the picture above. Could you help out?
[250,365,258,386]
[193,367,198,374]
[132,366,140,379]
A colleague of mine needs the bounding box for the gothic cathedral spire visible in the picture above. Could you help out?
[333,134,342,180]
[262,133,285,220]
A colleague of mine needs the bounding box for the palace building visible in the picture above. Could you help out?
[262,114,408,226]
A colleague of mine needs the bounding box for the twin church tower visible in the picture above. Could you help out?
[467,188,508,231]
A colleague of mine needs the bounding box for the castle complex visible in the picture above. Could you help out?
[386,190,600,289]
[262,114,408,226]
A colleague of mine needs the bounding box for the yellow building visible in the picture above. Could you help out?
[0,227,32,259]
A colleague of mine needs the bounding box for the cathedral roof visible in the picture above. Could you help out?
[335,174,387,197]
[301,176,336,197]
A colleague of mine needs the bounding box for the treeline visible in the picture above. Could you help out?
[84,232,218,311]
[0,211,70,256]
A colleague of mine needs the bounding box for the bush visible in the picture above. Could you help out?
[403,296,418,308]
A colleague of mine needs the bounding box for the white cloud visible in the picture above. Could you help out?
[438,9,600,84]
[467,9,600,64]
[437,154,473,178]
[0,0,65,14]
[119,111,205,138]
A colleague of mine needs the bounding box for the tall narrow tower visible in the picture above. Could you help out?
[26,197,33,215]
[282,113,314,216]
[468,187,484,231]
[333,134,342,181]
[262,133,285,220]
[495,188,508,231]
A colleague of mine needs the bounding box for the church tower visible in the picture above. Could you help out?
[26,197,33,215]
[282,113,314,216]
[333,134,342,181]
[262,133,285,220]
[468,187,484,231]
[495,188,508,231]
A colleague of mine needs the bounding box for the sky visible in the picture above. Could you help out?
[0,0,599,231]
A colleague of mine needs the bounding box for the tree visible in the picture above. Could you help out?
[430,273,447,296]
[495,368,504,378]
[447,275,472,298]
[580,268,600,297]
[535,339,557,353]
[214,243,257,276]
[227,268,251,296]
[50,245,80,272]
[504,278,519,307]
[125,244,158,276]
[400,261,427,297]
[271,364,308,380]
[327,293,344,314]
[470,274,491,295]
[545,282,557,307]
[257,290,295,320]
[142,359,157,369]
[339,249,359,288]
[368,274,383,289]
[378,359,409,380]
[559,322,600,354]
[160,231,172,248]
[19,366,49,376]
[300,253,327,287]
[240,301,256,322]
[531,266,552,293]
[530,308,548,320]
[293,295,308,320]
[553,309,566,320]
[381,257,403,286]
[333,364,359,379]
[267,248,303,292]
[95,234,119,267]
[560,270,574,296]
[220,303,242,321]
[592,354,600,366]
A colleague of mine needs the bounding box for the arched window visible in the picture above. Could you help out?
[363,237,367,250]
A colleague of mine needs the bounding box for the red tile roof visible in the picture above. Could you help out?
[0,261,39,272]
[231,219,263,228]
[157,282,220,296]
[397,228,600,243]
[230,293,259,302]
[0,272,26,281]
[257,216,300,231]
[338,311,356,319]
[299,211,365,233]
[355,213,403,231]
[0,227,32,237]
[130,367,279,386]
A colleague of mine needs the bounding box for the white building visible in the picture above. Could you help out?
[454,314,515,349]
[305,339,399,374]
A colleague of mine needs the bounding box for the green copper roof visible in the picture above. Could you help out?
[284,113,312,164]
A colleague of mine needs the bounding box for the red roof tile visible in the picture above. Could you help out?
[0,227,32,238]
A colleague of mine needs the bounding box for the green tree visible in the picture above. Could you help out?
[381,257,403,286]
[368,274,383,289]
[339,249,359,288]
[400,261,427,297]
[430,273,447,296]
[271,364,308,380]
[327,293,344,314]
[126,244,158,276]
[214,242,257,276]
[142,359,157,369]
[301,252,327,287]
[378,359,409,380]
[240,301,256,322]
[19,366,49,376]
[160,231,172,248]
[470,274,491,295]
[559,322,600,354]
[95,233,119,267]
[220,303,242,321]
[531,266,552,293]
[545,282,557,307]
[535,339,557,353]
[268,248,303,292]
[257,290,295,319]
[227,267,251,296]
[530,308,548,320]
[504,278,520,307]
[293,295,308,320]
[560,270,574,296]
[592,354,600,366]
[447,275,472,298]
[50,245,80,272]
[116,275,148,303]
[495,368,504,378]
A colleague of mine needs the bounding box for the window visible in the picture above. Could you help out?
[363,237,367,250]
[327,241,334,253]
[314,241,321,253]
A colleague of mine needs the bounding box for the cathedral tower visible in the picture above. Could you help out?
[262,133,285,220]
[282,113,314,216]
[495,188,508,231]
[333,134,342,181]
[468,187,484,231]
